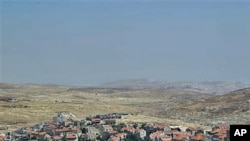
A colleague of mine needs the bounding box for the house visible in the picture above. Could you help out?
[190,133,205,141]
[64,120,74,127]
[37,132,51,141]
[113,113,122,119]
[5,135,11,141]
[186,127,196,135]
[0,136,5,141]
[73,120,81,128]
[144,124,157,133]
[120,127,135,134]
[102,130,118,140]
[44,123,58,136]
[149,131,165,141]
[86,132,96,141]
[108,130,118,136]
[53,136,62,141]
[70,128,82,137]
[172,132,190,141]
[86,127,100,136]
[91,119,101,125]
[186,127,204,135]
[159,136,172,141]
[101,125,113,133]
[85,116,92,121]
[15,128,26,135]
[32,124,44,132]
[108,136,120,141]
[66,133,78,141]
[135,129,146,139]
[54,128,69,137]
[13,133,22,140]
[171,130,180,137]
[172,134,187,141]
[54,112,74,123]
[163,126,171,132]
[21,136,29,141]
[210,124,229,141]
[104,119,116,125]
[25,130,51,141]
[212,133,226,141]
[44,123,58,130]
[26,130,39,140]
[114,133,127,140]
[155,124,168,131]
[116,123,126,130]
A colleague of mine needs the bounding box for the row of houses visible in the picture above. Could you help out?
[0,112,230,141]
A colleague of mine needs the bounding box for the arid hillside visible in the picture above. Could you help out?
[166,87,250,125]
[0,83,249,132]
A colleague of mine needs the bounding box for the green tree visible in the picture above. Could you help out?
[144,135,152,141]
[126,133,138,141]
[141,123,146,129]
[78,135,84,141]
[42,137,49,141]
[81,127,87,134]
[133,124,138,129]
[31,136,37,140]
[96,135,101,140]
[62,135,66,141]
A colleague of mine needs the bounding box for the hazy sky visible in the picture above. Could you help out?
[1,0,250,86]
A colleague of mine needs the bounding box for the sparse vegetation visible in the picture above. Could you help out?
[0,83,249,133]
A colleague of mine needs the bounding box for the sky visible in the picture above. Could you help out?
[1,0,250,86]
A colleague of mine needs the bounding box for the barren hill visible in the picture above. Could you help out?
[0,83,249,132]
[0,83,207,131]
[165,88,250,126]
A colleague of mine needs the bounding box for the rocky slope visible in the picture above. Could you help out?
[164,87,250,126]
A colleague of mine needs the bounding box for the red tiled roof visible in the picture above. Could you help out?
[172,131,190,141]
[0,137,4,141]
[54,136,62,140]
[150,131,164,139]
[155,124,167,129]
[92,118,101,122]
[38,132,47,136]
[103,125,113,129]
[66,133,77,139]
[109,136,120,141]
[135,129,142,132]
[115,133,127,138]
[173,134,186,140]
[160,137,172,141]
[71,128,79,131]
[46,124,57,129]
[26,130,39,135]
[211,124,229,141]
[121,127,135,133]
[55,127,69,132]
[108,130,118,134]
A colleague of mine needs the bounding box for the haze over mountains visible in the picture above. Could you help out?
[100,79,250,95]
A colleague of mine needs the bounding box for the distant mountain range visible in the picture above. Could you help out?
[99,79,250,95]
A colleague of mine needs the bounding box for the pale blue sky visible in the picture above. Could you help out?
[1,0,250,86]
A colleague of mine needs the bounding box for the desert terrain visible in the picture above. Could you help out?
[0,82,249,133]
